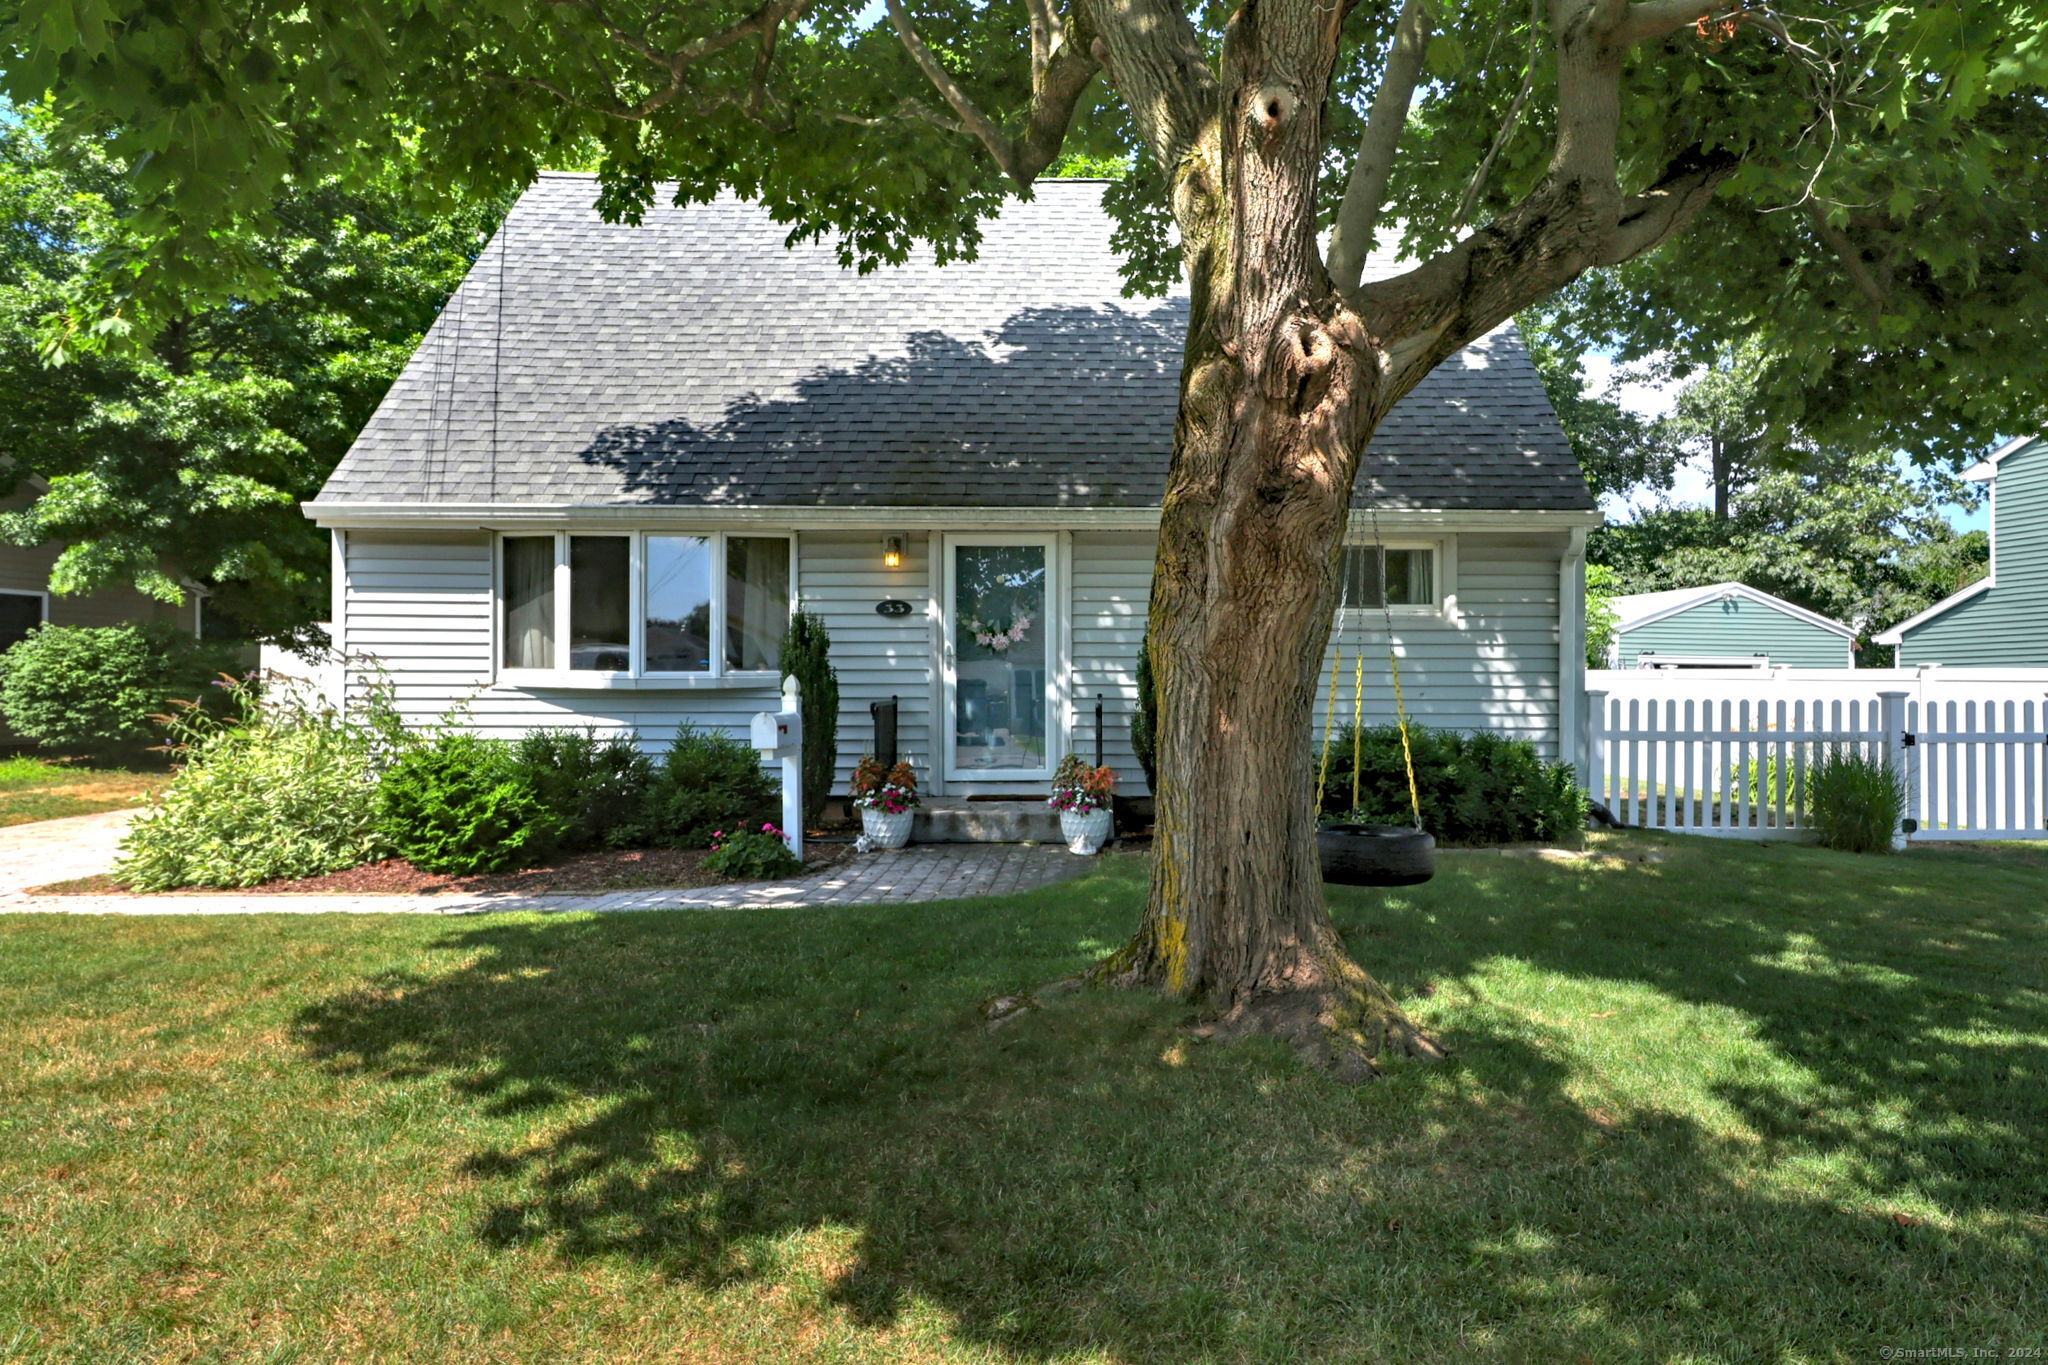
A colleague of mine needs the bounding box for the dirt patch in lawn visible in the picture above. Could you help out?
[0,766,169,828]
[30,840,860,897]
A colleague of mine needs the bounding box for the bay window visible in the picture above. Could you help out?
[499,531,792,679]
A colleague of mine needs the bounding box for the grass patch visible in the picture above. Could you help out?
[0,756,166,827]
[2,832,2044,1361]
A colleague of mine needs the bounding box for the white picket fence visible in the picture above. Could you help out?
[1582,689,2048,843]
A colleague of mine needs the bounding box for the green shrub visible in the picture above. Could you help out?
[0,622,232,762]
[1807,746,1905,854]
[511,729,654,854]
[1733,754,1798,809]
[1318,724,1588,845]
[115,677,397,890]
[377,732,565,875]
[647,727,780,849]
[1132,622,1159,793]
[779,609,838,828]
[702,822,802,880]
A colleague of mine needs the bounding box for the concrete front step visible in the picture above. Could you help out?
[913,800,1063,843]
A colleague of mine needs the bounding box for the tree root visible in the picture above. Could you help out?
[1190,976,1445,1082]
[980,974,1087,1031]
[990,954,1442,1084]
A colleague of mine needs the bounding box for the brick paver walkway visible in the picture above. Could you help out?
[0,811,1090,915]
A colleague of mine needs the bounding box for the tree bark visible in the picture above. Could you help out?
[1093,1,1444,1080]
[1712,432,1729,521]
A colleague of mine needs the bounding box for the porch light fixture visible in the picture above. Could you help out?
[882,535,905,569]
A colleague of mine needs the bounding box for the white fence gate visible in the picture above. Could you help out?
[1582,689,2048,843]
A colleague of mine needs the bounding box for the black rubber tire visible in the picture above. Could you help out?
[1317,823,1437,887]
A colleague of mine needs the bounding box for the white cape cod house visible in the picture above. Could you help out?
[305,176,1600,798]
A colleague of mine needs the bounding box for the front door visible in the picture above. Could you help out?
[944,537,1056,784]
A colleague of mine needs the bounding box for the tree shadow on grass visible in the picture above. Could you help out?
[1348,838,2048,1222]
[295,850,2048,1361]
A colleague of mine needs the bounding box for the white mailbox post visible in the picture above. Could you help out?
[751,676,804,860]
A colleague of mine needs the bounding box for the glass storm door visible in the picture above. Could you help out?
[946,538,1055,782]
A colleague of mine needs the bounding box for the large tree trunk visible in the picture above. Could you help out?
[1100,3,1443,1081]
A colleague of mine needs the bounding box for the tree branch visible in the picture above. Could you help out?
[1454,0,1542,227]
[1327,0,1432,290]
[885,0,1027,183]
[1805,201,1888,312]
[884,0,1097,190]
[525,0,815,121]
[1025,0,1066,85]
[1077,0,1219,177]
[1615,0,1723,47]
[1356,144,1737,401]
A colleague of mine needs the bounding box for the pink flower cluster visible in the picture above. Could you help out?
[711,822,784,851]
[1047,755,1116,815]
[967,613,1032,652]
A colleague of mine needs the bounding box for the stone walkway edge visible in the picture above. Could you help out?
[0,839,1094,916]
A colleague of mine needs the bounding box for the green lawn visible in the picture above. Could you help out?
[3,834,2044,1363]
[0,756,166,827]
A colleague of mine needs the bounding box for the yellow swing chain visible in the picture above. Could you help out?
[1314,640,1342,812]
[1366,490,1425,831]
[1351,650,1366,813]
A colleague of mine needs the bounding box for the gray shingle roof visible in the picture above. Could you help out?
[315,175,1593,513]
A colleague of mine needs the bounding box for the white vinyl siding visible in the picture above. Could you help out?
[1316,534,1565,758]
[793,531,937,794]
[1070,532,1152,791]
[337,524,1572,790]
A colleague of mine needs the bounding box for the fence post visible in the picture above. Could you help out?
[1878,688,1910,851]
[1583,688,1608,813]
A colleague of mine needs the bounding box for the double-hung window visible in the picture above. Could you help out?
[499,531,792,680]
[1338,542,1441,611]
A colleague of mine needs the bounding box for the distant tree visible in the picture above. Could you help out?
[0,104,496,645]
[1521,297,1682,502]
[1590,450,1987,663]
[1584,563,1621,670]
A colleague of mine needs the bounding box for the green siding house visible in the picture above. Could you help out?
[1877,436,2048,666]
[1609,582,1856,669]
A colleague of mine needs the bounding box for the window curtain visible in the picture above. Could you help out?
[725,538,791,671]
[503,537,555,669]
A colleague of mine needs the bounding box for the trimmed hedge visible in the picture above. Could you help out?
[512,729,655,854]
[645,727,781,850]
[377,733,565,876]
[1319,724,1587,845]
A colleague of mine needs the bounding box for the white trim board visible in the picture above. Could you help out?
[1613,581,1857,640]
[305,501,1606,533]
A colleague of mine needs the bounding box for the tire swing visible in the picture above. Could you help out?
[1315,514,1436,888]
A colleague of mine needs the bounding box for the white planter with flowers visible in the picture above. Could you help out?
[851,755,920,851]
[1048,755,1117,855]
[861,807,914,849]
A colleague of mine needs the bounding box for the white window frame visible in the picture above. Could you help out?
[494,530,795,686]
[1337,538,1450,616]
[0,588,50,651]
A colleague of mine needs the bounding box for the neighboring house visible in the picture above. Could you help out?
[0,479,200,655]
[1876,435,2047,665]
[303,175,1601,797]
[1608,582,1856,670]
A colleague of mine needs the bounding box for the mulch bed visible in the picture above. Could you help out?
[31,839,860,897]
